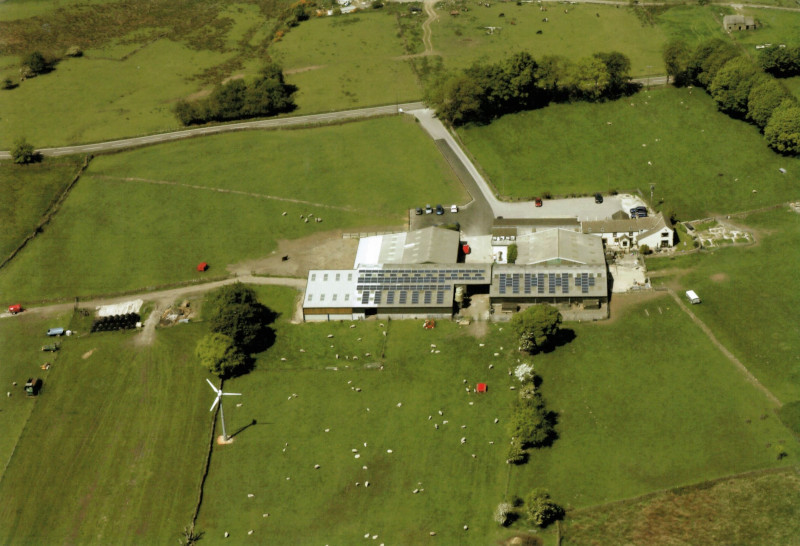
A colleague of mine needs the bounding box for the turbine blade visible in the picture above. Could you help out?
[222,392,242,396]
[210,395,220,412]
[206,378,220,393]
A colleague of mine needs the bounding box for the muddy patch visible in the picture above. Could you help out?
[710,272,729,283]
[82,348,97,359]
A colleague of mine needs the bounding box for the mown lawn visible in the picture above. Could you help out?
[0,157,84,260]
[0,117,467,302]
[270,12,422,114]
[506,294,793,514]
[0,322,210,545]
[458,86,800,219]
[647,208,800,404]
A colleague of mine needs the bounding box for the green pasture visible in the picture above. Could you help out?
[564,468,800,545]
[0,320,210,544]
[270,12,422,114]
[654,4,730,45]
[458,86,800,219]
[0,117,467,302]
[0,157,83,260]
[0,308,73,475]
[731,8,800,52]
[507,294,793,511]
[785,76,800,99]
[647,208,800,403]
[429,3,724,75]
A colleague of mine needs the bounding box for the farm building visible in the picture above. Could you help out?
[490,229,608,307]
[581,212,674,250]
[723,15,756,31]
[354,226,459,267]
[304,226,609,321]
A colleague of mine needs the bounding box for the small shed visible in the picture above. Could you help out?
[8,304,22,314]
[477,383,487,393]
[723,15,756,31]
[197,262,209,272]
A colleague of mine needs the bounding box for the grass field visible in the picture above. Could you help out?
[729,8,800,52]
[647,208,800,404]
[457,86,800,219]
[0,117,467,302]
[0,157,83,260]
[428,3,732,75]
[505,294,793,513]
[784,76,800,99]
[270,12,422,114]
[563,467,800,545]
[0,316,210,544]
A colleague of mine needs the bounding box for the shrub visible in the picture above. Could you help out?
[765,101,800,155]
[11,137,39,164]
[510,304,562,354]
[494,502,514,526]
[639,243,652,255]
[506,440,528,465]
[196,332,248,378]
[508,243,518,264]
[526,488,564,527]
[508,391,557,448]
[20,51,50,77]
[65,46,83,57]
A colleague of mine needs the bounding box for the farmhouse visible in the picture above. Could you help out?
[723,15,756,31]
[581,212,674,250]
[303,226,608,321]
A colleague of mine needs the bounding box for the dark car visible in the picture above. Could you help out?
[535,198,543,207]
[630,206,648,218]
[594,193,603,204]
[415,207,423,215]
[435,204,444,215]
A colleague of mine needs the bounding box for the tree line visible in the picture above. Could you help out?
[663,38,800,156]
[175,63,297,126]
[425,51,636,126]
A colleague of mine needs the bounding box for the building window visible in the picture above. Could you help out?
[311,274,316,281]
[348,273,353,281]
[323,273,329,281]
[335,273,340,281]
[345,294,350,301]
[332,294,338,302]
[320,294,325,301]
[308,294,313,301]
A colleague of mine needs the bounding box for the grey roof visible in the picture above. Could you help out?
[723,14,754,25]
[515,228,606,266]
[494,217,580,229]
[400,226,460,264]
[304,270,359,309]
[490,263,607,299]
[581,212,668,236]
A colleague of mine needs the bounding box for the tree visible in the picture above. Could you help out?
[594,51,631,97]
[535,55,571,100]
[709,56,761,118]
[526,489,564,527]
[196,333,247,378]
[11,137,38,164]
[764,100,800,155]
[759,45,800,78]
[494,502,515,526]
[204,283,275,353]
[570,56,610,100]
[663,39,691,86]
[507,243,518,264]
[747,78,794,129]
[510,304,562,354]
[687,39,739,88]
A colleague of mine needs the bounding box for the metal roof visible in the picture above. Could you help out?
[515,228,605,266]
[581,212,667,236]
[355,227,459,267]
[490,264,607,299]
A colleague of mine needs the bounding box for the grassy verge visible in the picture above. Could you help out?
[0,117,467,302]
[562,467,800,545]
[457,86,800,219]
[0,157,84,260]
[646,208,800,403]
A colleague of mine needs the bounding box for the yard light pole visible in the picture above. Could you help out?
[650,184,655,204]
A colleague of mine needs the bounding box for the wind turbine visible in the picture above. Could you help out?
[207,378,241,442]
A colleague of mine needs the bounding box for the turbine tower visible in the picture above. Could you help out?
[207,378,241,442]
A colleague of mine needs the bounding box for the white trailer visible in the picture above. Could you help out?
[685,290,701,304]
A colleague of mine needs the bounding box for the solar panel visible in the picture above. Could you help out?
[361,292,370,304]
[386,291,395,304]
[424,291,432,304]
[399,291,407,304]
[436,291,445,304]
[374,291,382,304]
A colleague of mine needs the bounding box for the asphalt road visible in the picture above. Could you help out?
[0,102,425,160]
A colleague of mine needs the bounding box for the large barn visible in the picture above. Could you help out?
[303,227,608,322]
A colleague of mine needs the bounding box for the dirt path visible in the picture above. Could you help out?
[421,0,439,55]
[666,288,782,407]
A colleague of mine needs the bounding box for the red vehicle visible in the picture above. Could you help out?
[534,198,543,207]
[8,304,22,315]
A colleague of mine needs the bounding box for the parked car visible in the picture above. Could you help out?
[415,207,423,215]
[594,193,603,204]
[425,204,433,214]
[46,328,65,337]
[450,204,458,213]
[41,343,60,352]
[535,198,543,207]
[629,206,648,218]
[8,304,22,314]
[435,204,444,215]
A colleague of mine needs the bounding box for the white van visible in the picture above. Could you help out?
[685,290,701,304]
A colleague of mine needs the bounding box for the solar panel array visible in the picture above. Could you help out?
[497,271,597,296]
[355,267,488,307]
